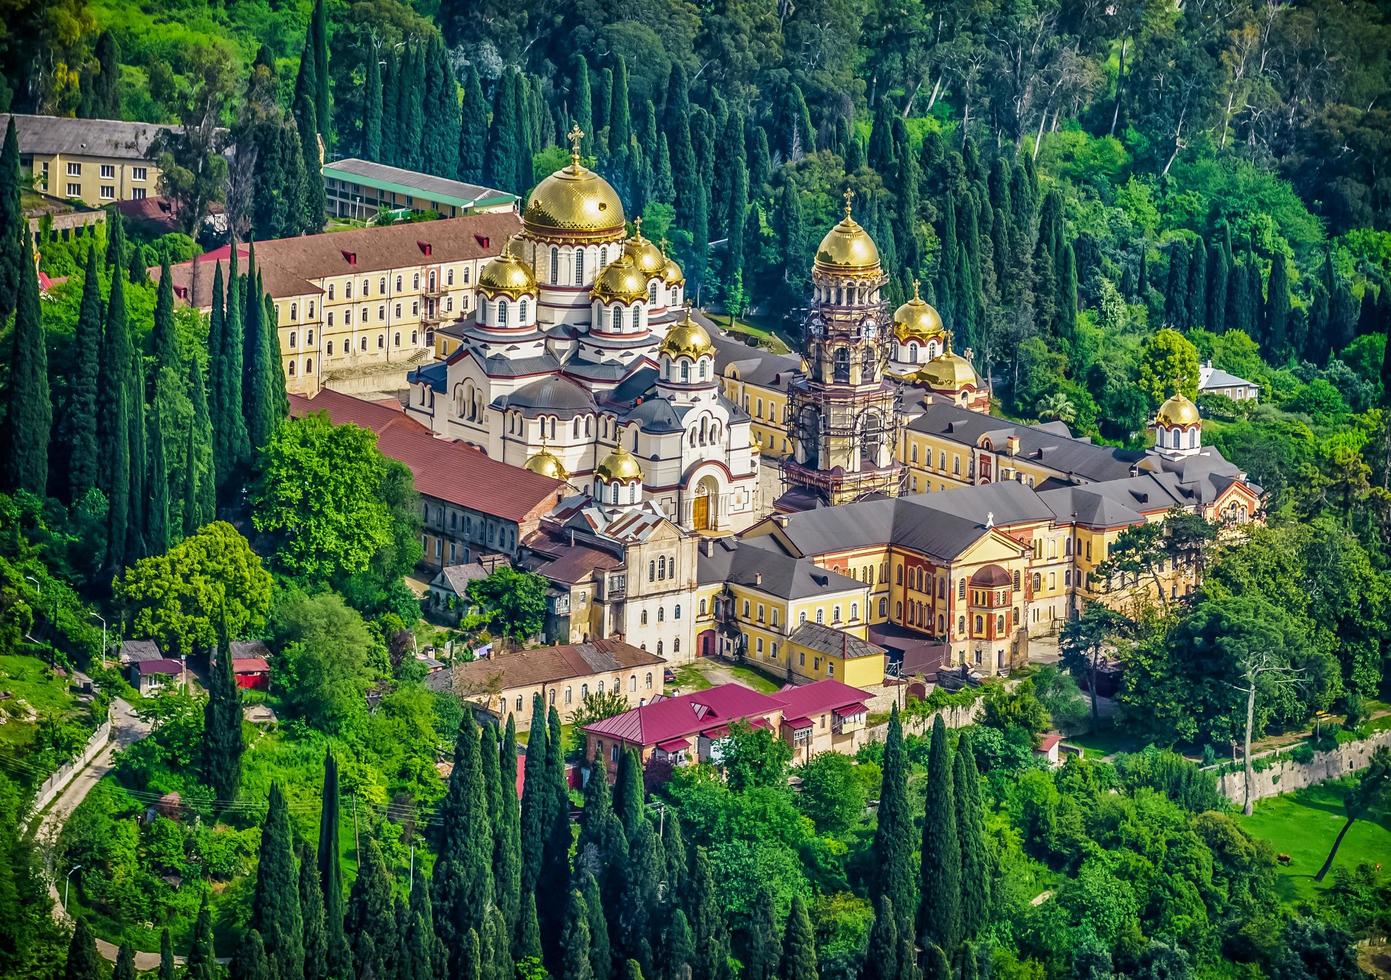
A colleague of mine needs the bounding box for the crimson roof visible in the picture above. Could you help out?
[232,657,271,673]
[772,679,875,721]
[289,389,564,522]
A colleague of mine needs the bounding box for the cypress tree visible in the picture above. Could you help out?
[580,870,613,980]
[405,874,447,980]
[295,94,326,234]
[220,248,249,480]
[495,714,522,941]
[513,72,536,199]
[151,253,178,383]
[1187,238,1207,329]
[114,942,137,980]
[299,841,327,980]
[1207,238,1229,330]
[613,748,644,840]
[380,53,400,167]
[364,49,383,162]
[422,37,461,179]
[243,265,278,454]
[0,118,24,322]
[187,891,219,980]
[0,239,49,496]
[519,695,550,895]
[1164,241,1189,328]
[400,44,426,171]
[864,896,901,980]
[67,244,103,499]
[687,847,730,980]
[776,183,806,293]
[577,752,628,923]
[743,886,780,980]
[232,929,270,980]
[749,128,773,195]
[146,397,170,554]
[540,705,573,962]
[779,896,818,980]
[310,0,329,148]
[661,810,688,899]
[486,69,526,197]
[65,918,104,980]
[574,56,594,144]
[917,715,961,954]
[517,890,543,964]
[871,705,916,945]
[609,55,633,157]
[346,837,397,978]
[126,344,147,562]
[616,817,660,978]
[954,731,991,939]
[665,65,697,226]
[251,782,303,980]
[561,888,595,980]
[1327,260,1358,357]
[98,248,131,568]
[1266,254,1290,358]
[595,68,612,155]
[458,64,487,184]
[924,944,951,980]
[432,713,494,974]
[204,632,244,797]
[159,928,176,980]
[484,904,513,980]
[318,750,352,978]
[728,156,749,281]
[664,910,695,980]
[1059,242,1078,342]
[186,348,215,530]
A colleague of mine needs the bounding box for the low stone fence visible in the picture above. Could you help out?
[26,715,112,821]
[1213,729,1391,804]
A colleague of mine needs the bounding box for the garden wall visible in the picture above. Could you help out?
[1214,730,1391,803]
[25,716,111,821]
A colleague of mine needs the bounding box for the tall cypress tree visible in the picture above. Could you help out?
[1266,254,1290,359]
[243,265,280,454]
[687,847,730,980]
[64,918,104,980]
[485,69,525,197]
[346,837,397,978]
[310,0,329,149]
[1208,238,1229,331]
[517,890,543,964]
[145,404,170,554]
[870,705,915,946]
[379,53,400,167]
[519,696,550,896]
[187,891,219,980]
[577,752,628,924]
[917,716,960,954]
[299,841,327,980]
[776,183,806,294]
[615,817,660,978]
[114,943,136,980]
[421,36,461,179]
[573,56,594,144]
[158,929,176,980]
[204,632,243,796]
[125,343,148,562]
[295,94,326,234]
[665,64,697,226]
[233,930,270,980]
[779,896,818,980]
[0,118,24,323]
[1164,240,1190,328]
[363,49,383,162]
[539,705,573,963]
[251,782,303,980]
[742,886,781,980]
[221,248,249,480]
[495,714,523,943]
[67,244,104,500]
[318,750,352,979]
[863,896,901,980]
[1187,239,1208,329]
[580,870,613,980]
[954,731,991,940]
[613,748,644,840]
[186,349,214,529]
[98,244,131,568]
[432,713,494,975]
[561,888,596,980]
[0,240,49,495]
[458,64,487,184]
[1058,243,1078,342]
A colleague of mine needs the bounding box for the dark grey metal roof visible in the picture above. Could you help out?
[696,537,862,598]
[323,158,516,208]
[712,331,804,388]
[494,375,596,417]
[788,622,885,659]
[4,113,169,158]
[481,352,562,379]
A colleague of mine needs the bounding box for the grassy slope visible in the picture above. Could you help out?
[0,653,81,754]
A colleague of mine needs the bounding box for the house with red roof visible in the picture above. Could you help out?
[581,678,872,774]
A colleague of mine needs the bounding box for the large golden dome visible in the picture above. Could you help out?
[660,249,685,286]
[591,254,648,304]
[659,308,714,361]
[596,445,643,483]
[894,280,944,343]
[524,446,568,481]
[477,247,536,300]
[522,126,626,243]
[623,217,666,277]
[916,333,977,391]
[814,190,881,276]
[1156,392,1200,427]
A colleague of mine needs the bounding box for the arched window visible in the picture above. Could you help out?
[974,615,984,632]
[649,282,657,304]
[289,330,297,347]
[850,602,858,620]
[674,604,681,619]
[896,565,903,585]
[997,614,1006,633]
[519,299,528,322]
[649,560,656,581]
[834,347,851,383]
[396,275,403,290]
[629,675,636,692]
[550,247,559,281]
[498,300,509,326]
[681,362,690,382]
[574,249,585,283]
[658,555,666,579]
[597,680,605,694]
[290,303,298,320]
[895,601,903,620]
[549,418,556,439]
[645,672,653,689]
[613,307,623,332]
[581,683,589,698]
[656,640,663,655]
[600,247,608,267]
[327,312,334,326]
[288,360,296,376]
[1013,570,1021,590]
[305,358,313,373]
[657,607,664,623]
[958,615,966,635]
[326,341,334,355]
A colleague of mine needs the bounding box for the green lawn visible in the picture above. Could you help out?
[671,664,714,692]
[1065,722,1143,759]
[724,663,783,694]
[0,653,81,753]
[1238,779,1391,905]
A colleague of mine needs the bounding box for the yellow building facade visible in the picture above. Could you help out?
[6,114,167,207]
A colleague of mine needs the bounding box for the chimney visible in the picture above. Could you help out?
[418,240,433,256]
[701,538,714,557]
[754,571,763,586]
[474,235,490,248]
[569,529,576,548]
[341,250,357,266]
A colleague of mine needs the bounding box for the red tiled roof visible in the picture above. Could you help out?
[232,657,271,674]
[772,679,874,721]
[583,683,785,746]
[783,716,812,731]
[289,389,564,522]
[833,702,868,717]
[1035,733,1062,752]
[136,659,184,675]
[656,738,690,752]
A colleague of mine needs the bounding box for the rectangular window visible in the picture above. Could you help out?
[99,185,114,200]
[100,164,114,179]
[67,162,81,176]
[132,167,147,181]
[67,183,81,197]
[131,187,146,200]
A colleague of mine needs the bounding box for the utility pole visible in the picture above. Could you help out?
[89,613,107,670]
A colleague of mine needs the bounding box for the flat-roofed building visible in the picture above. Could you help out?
[160,212,520,395]
[323,158,517,220]
[4,114,167,207]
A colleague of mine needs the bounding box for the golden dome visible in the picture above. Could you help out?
[477,246,536,300]
[814,189,881,275]
[659,307,715,361]
[661,252,685,286]
[916,333,978,391]
[596,445,643,483]
[893,279,944,343]
[522,125,626,243]
[524,446,568,481]
[591,254,648,304]
[623,217,666,278]
[1156,392,1200,427]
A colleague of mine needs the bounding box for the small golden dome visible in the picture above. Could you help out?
[524,446,568,481]
[659,307,714,361]
[591,254,648,305]
[893,280,944,343]
[814,189,881,275]
[624,217,666,278]
[477,246,536,300]
[1156,392,1200,427]
[661,252,685,286]
[916,333,978,391]
[596,445,643,483]
[523,124,626,243]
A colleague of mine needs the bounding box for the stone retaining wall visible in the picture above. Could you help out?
[1214,729,1391,803]
[26,715,112,821]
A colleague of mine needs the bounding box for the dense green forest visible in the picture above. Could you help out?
[2,0,1391,976]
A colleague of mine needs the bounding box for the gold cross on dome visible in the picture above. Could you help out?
[912,278,921,299]
[633,215,643,239]
[843,187,855,217]
[567,123,585,166]
[659,236,670,254]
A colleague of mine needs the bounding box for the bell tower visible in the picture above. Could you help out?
[781,191,905,508]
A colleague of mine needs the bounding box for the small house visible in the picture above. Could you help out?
[1034,732,1063,768]
[232,657,271,690]
[130,658,183,694]
[119,639,162,666]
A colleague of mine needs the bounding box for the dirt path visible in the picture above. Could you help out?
[34,697,170,969]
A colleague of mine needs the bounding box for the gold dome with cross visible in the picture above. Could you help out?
[523,124,627,243]
[813,189,882,277]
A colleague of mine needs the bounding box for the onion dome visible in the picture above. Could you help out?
[596,444,643,483]
[1156,392,1200,427]
[916,332,978,391]
[523,124,625,243]
[477,243,536,300]
[591,254,648,304]
[623,216,666,278]
[659,307,715,360]
[661,252,685,285]
[893,279,944,343]
[523,444,568,481]
[813,189,881,276]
